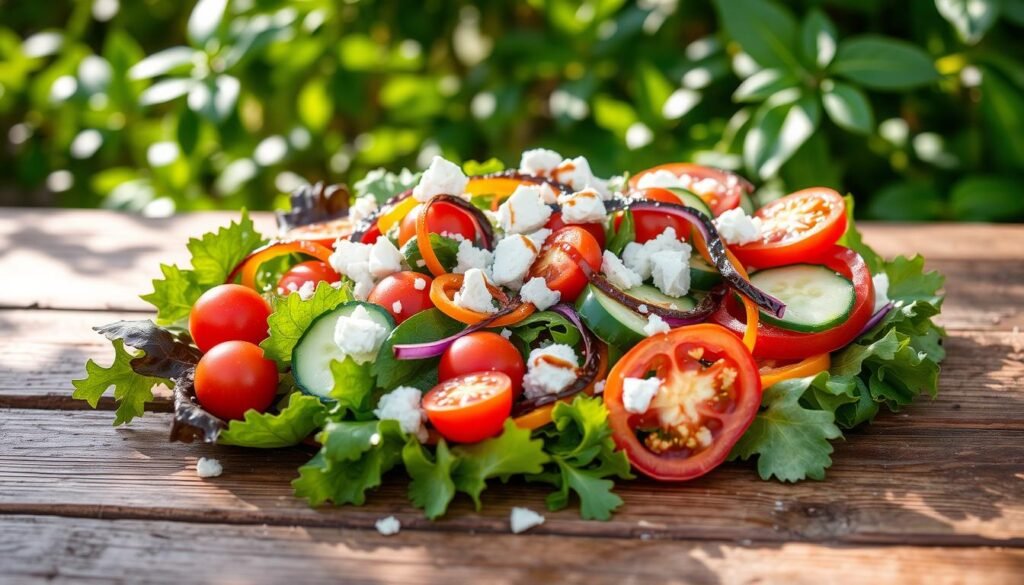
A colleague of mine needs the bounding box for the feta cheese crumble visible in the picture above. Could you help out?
[602,250,643,290]
[454,239,494,277]
[510,507,546,534]
[621,227,691,280]
[496,185,552,234]
[412,156,469,202]
[454,268,497,314]
[523,344,579,399]
[330,239,375,300]
[714,208,762,246]
[643,313,671,336]
[195,457,223,478]
[650,250,691,297]
[414,277,427,291]
[558,188,607,224]
[368,236,405,278]
[552,156,609,198]
[593,380,606,395]
[520,277,561,310]
[500,328,512,339]
[333,305,390,364]
[375,516,401,536]
[349,194,379,224]
[374,386,427,442]
[622,377,662,414]
[872,272,890,313]
[491,234,539,287]
[520,148,562,176]
[524,228,552,249]
[392,300,403,315]
[636,169,685,190]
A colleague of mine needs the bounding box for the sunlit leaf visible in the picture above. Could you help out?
[744,91,820,179]
[831,35,939,90]
[821,80,874,134]
[935,0,999,45]
[713,0,802,72]
[128,46,197,80]
[188,0,228,48]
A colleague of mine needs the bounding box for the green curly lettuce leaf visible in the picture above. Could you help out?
[72,340,165,426]
[403,439,458,520]
[219,393,328,448]
[260,281,352,364]
[451,420,550,508]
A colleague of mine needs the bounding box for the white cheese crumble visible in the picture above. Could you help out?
[636,169,685,190]
[491,234,539,287]
[195,457,223,478]
[412,155,469,202]
[622,226,691,280]
[510,507,546,534]
[714,208,762,245]
[643,313,671,336]
[414,277,427,291]
[454,268,497,314]
[330,239,375,300]
[558,188,607,224]
[440,230,467,242]
[392,300,403,314]
[368,236,405,278]
[523,344,579,399]
[872,272,890,313]
[374,386,427,442]
[375,516,401,536]
[650,250,691,297]
[520,277,561,311]
[601,250,643,290]
[500,328,512,339]
[296,280,316,301]
[622,377,662,414]
[454,239,494,277]
[537,182,559,204]
[496,184,553,234]
[593,380,606,394]
[524,228,552,249]
[520,148,563,176]
[333,305,390,364]
[552,156,609,198]
[349,194,379,224]
[638,304,649,314]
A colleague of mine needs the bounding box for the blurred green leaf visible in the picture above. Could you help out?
[744,92,820,179]
[633,62,673,124]
[821,80,874,134]
[733,69,797,103]
[831,35,939,90]
[187,0,228,48]
[714,0,802,72]
[950,176,1024,221]
[935,0,999,45]
[867,182,945,221]
[800,8,838,70]
[593,94,637,138]
[979,66,1024,171]
[298,77,333,133]
[128,46,197,80]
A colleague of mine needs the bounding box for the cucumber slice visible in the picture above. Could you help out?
[739,191,755,215]
[689,255,722,291]
[625,284,696,312]
[666,187,713,217]
[750,264,855,333]
[292,301,395,399]
[575,284,647,348]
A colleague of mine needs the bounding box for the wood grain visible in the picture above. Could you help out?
[2,515,1021,585]
[0,409,1020,546]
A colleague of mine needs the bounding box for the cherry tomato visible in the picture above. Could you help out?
[439,332,526,397]
[189,284,271,353]
[731,188,847,269]
[546,211,606,248]
[615,188,693,243]
[194,340,279,420]
[285,218,353,247]
[398,201,477,247]
[711,246,874,360]
[367,271,434,324]
[629,163,752,216]
[276,261,340,296]
[603,324,762,481]
[422,371,514,443]
[528,226,602,302]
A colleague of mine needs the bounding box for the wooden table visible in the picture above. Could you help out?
[1,208,1022,584]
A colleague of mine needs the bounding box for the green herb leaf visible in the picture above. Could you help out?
[403,439,458,520]
[261,282,353,364]
[373,309,463,390]
[400,233,460,275]
[452,420,550,508]
[606,209,634,256]
[186,209,265,287]
[354,168,421,204]
[935,0,999,45]
[831,35,939,91]
[822,80,874,135]
[837,195,883,272]
[329,357,375,413]
[713,0,801,72]
[744,93,820,180]
[220,393,328,448]
[883,255,945,306]
[72,340,164,426]
[140,264,204,325]
[799,8,837,69]
[463,158,505,175]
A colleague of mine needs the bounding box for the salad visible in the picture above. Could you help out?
[74,151,946,521]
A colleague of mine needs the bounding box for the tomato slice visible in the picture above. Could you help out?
[422,371,514,443]
[285,218,354,247]
[528,226,602,302]
[710,246,874,360]
[731,188,847,269]
[629,163,752,216]
[546,211,606,248]
[604,324,762,481]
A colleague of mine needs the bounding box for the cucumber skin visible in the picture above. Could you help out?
[751,264,855,333]
[575,285,645,349]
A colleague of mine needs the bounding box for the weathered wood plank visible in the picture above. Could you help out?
[3,309,1019,431]
[0,409,1020,546]
[2,515,1021,585]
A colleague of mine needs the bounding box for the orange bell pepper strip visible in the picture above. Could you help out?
[231,240,335,290]
[429,273,535,327]
[691,231,760,353]
[759,353,831,388]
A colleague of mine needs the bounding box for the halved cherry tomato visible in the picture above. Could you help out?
[546,211,606,248]
[731,188,846,269]
[285,218,353,247]
[422,371,513,443]
[629,163,751,216]
[276,261,340,296]
[711,246,874,360]
[367,271,434,324]
[527,226,602,302]
[603,324,761,481]
[194,340,279,420]
[399,201,477,247]
[758,353,830,388]
[439,332,525,397]
[189,284,272,353]
[615,188,693,244]
[231,240,335,291]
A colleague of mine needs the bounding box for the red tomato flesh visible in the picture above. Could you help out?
[439,332,525,397]
[528,226,602,302]
[367,271,434,324]
[616,187,694,243]
[399,201,478,247]
[731,188,847,269]
[545,211,606,249]
[629,163,751,216]
[189,284,271,353]
[276,261,340,296]
[194,340,279,420]
[422,371,513,443]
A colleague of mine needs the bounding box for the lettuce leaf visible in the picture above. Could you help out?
[219,393,328,448]
[403,439,458,520]
[72,340,165,426]
[451,420,550,508]
[260,281,352,364]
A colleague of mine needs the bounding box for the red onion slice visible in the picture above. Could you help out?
[856,302,894,338]
[392,303,519,360]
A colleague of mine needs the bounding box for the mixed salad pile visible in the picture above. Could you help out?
[74,151,946,521]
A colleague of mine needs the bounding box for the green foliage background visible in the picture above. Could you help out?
[2,0,1022,220]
